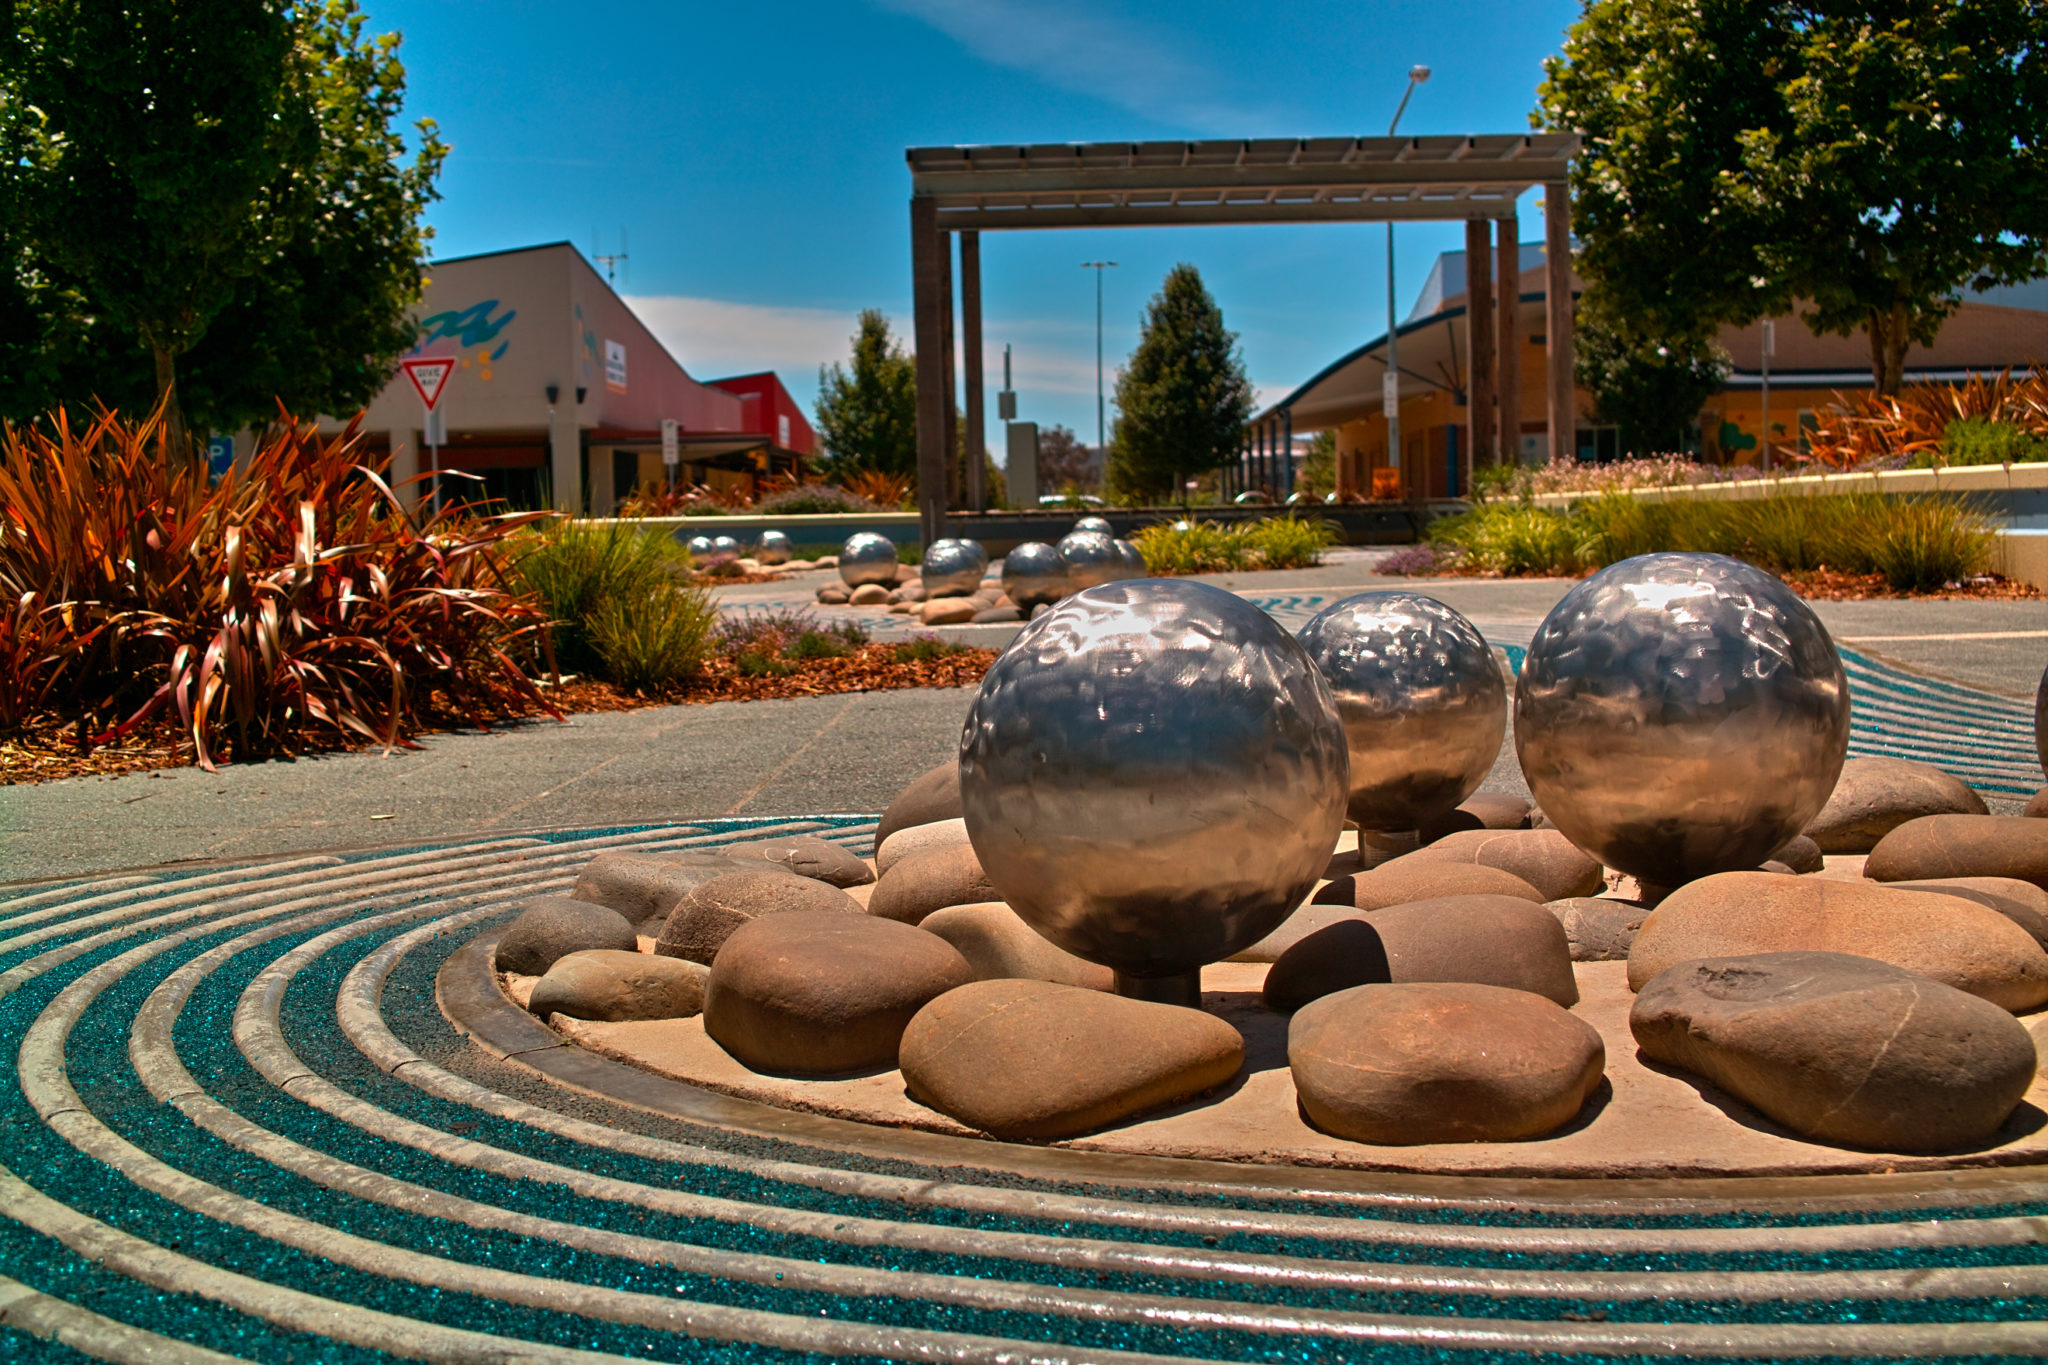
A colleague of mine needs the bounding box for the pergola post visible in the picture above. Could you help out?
[910,196,949,544]
[1463,217,1495,486]
[1282,409,1294,498]
[1496,217,1522,468]
[960,231,985,512]
[1544,182,1575,463]
[939,230,958,507]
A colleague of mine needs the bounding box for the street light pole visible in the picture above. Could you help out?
[1082,261,1117,462]
[1384,65,1430,495]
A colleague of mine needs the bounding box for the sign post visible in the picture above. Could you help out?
[400,356,456,512]
[661,418,679,489]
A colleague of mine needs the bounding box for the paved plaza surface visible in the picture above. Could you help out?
[6,553,2047,884]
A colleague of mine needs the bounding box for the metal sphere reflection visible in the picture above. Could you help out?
[755,530,793,565]
[1001,542,1068,610]
[1112,538,1149,581]
[960,579,1350,982]
[838,532,899,587]
[922,537,989,598]
[711,535,741,556]
[685,535,715,557]
[2036,660,2048,780]
[1515,552,1850,884]
[1296,592,1507,831]
[1058,530,1121,590]
[1072,515,1113,537]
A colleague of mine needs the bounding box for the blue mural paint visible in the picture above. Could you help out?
[417,300,515,348]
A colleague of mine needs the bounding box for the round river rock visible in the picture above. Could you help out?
[496,897,638,976]
[1802,757,1989,853]
[570,852,734,927]
[719,834,874,888]
[867,844,998,925]
[530,950,709,1022]
[918,902,1114,991]
[875,817,972,876]
[1394,829,1603,901]
[876,761,964,847]
[1864,814,2048,891]
[1263,894,1578,1013]
[654,869,864,966]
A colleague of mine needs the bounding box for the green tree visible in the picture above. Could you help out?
[1105,264,1254,504]
[1539,0,2048,396]
[813,309,917,479]
[1574,300,1730,454]
[1296,429,1337,499]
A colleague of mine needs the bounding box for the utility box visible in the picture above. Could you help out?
[1006,422,1039,507]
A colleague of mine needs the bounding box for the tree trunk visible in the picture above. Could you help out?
[1866,305,1911,397]
[151,341,190,459]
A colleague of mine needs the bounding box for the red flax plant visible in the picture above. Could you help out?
[1801,366,2048,470]
[0,405,557,770]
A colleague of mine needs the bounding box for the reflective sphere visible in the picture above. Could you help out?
[838,532,898,587]
[1058,530,1121,590]
[685,535,715,557]
[1112,538,1149,581]
[1297,592,1507,831]
[960,579,1349,979]
[922,537,989,598]
[1515,552,1850,884]
[2036,660,2048,780]
[1072,515,1113,537]
[1001,542,1068,610]
[755,530,793,565]
[711,535,741,556]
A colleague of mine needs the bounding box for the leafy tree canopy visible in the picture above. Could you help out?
[1105,264,1253,504]
[1035,423,1095,491]
[1539,0,2048,395]
[813,309,917,480]
[1575,300,1731,454]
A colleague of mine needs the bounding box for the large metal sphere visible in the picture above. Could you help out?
[1515,552,1850,884]
[920,537,989,598]
[960,579,1350,980]
[685,535,715,557]
[755,530,793,565]
[2036,660,2048,780]
[1058,530,1122,590]
[1297,592,1507,831]
[838,532,899,587]
[1002,541,1068,610]
[1112,538,1149,581]
[1072,515,1113,537]
[711,535,741,556]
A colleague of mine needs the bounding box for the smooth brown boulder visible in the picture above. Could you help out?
[899,979,1244,1138]
[1883,877,2048,950]
[1803,757,1989,853]
[1418,793,1533,844]
[719,834,874,888]
[529,950,708,1022]
[1546,898,1650,962]
[1626,871,2048,1012]
[867,844,998,925]
[1290,983,1605,1145]
[874,817,971,875]
[1631,951,2037,1152]
[1865,814,2048,891]
[917,902,1114,990]
[920,598,977,625]
[1396,829,1603,901]
[2026,787,2048,819]
[971,606,1023,623]
[1767,834,1825,875]
[849,583,891,605]
[1233,862,1544,963]
[876,761,963,847]
[495,897,639,977]
[570,851,734,926]
[654,869,864,966]
[1263,895,1578,1013]
[815,582,850,604]
[703,912,973,1075]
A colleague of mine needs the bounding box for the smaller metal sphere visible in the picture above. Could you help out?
[754,530,793,565]
[685,535,715,557]
[2036,659,2048,779]
[711,535,741,556]
[1233,490,1270,505]
[838,532,899,587]
[1111,538,1149,581]
[1296,592,1506,831]
[1002,542,1069,609]
[1072,515,1113,537]
[922,537,990,598]
[1058,530,1121,590]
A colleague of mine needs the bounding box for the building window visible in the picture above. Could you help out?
[1575,425,1622,463]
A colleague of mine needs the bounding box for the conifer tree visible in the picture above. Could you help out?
[813,309,917,478]
[1105,265,1253,504]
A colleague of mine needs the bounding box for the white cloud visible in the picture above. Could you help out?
[624,295,868,389]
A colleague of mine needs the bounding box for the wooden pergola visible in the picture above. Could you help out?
[906,133,1581,539]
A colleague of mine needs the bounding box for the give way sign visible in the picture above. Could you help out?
[400,356,456,410]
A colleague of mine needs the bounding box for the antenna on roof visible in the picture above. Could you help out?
[593,227,629,287]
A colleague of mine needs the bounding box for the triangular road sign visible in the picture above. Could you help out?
[400,355,456,410]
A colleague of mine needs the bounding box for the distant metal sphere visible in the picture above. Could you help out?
[1002,542,1069,610]
[1112,538,1149,581]
[2036,660,2048,780]
[1296,592,1507,831]
[1058,530,1121,590]
[685,535,715,557]
[960,579,1350,980]
[1072,515,1113,537]
[711,535,741,556]
[838,532,899,587]
[755,530,793,565]
[922,537,989,598]
[1515,552,1850,884]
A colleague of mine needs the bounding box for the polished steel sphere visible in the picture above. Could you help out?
[685,535,715,557]
[711,535,741,556]
[1112,538,1149,581]
[922,537,989,598]
[1072,515,1113,537]
[1296,592,1507,831]
[2036,660,2048,780]
[1058,530,1122,590]
[755,530,793,565]
[1515,552,1850,884]
[1001,542,1068,610]
[960,579,1350,981]
[838,532,899,587]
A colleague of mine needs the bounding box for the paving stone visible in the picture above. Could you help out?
[1802,757,1989,853]
[1882,877,2048,950]
[720,834,874,887]
[1626,870,2048,1012]
[1546,897,1650,962]
[1263,894,1579,1013]
[1290,982,1606,1145]
[703,911,973,1075]
[653,869,865,966]
[867,844,999,925]
[496,896,639,976]
[570,851,735,928]
[875,817,971,875]
[918,902,1115,990]
[1631,951,2038,1152]
[529,950,709,1022]
[899,979,1244,1139]
[876,761,963,847]
[1396,829,1603,901]
[1865,814,2048,891]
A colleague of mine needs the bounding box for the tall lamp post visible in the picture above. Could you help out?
[1384,64,1430,494]
[1082,260,1118,462]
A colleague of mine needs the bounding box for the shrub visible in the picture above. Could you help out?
[1375,543,1454,576]
[1864,499,1995,591]
[585,586,716,693]
[754,484,879,516]
[894,636,969,663]
[1915,417,2048,468]
[1130,516,1332,575]
[785,629,852,661]
[1805,367,2048,470]
[1431,505,1585,575]
[1244,515,1335,569]
[511,520,694,676]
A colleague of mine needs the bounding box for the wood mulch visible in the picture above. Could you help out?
[1776,569,2041,601]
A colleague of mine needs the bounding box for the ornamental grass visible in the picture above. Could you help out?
[1130,515,1335,574]
[1802,367,2048,470]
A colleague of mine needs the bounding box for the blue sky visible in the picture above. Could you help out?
[377,0,1582,446]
